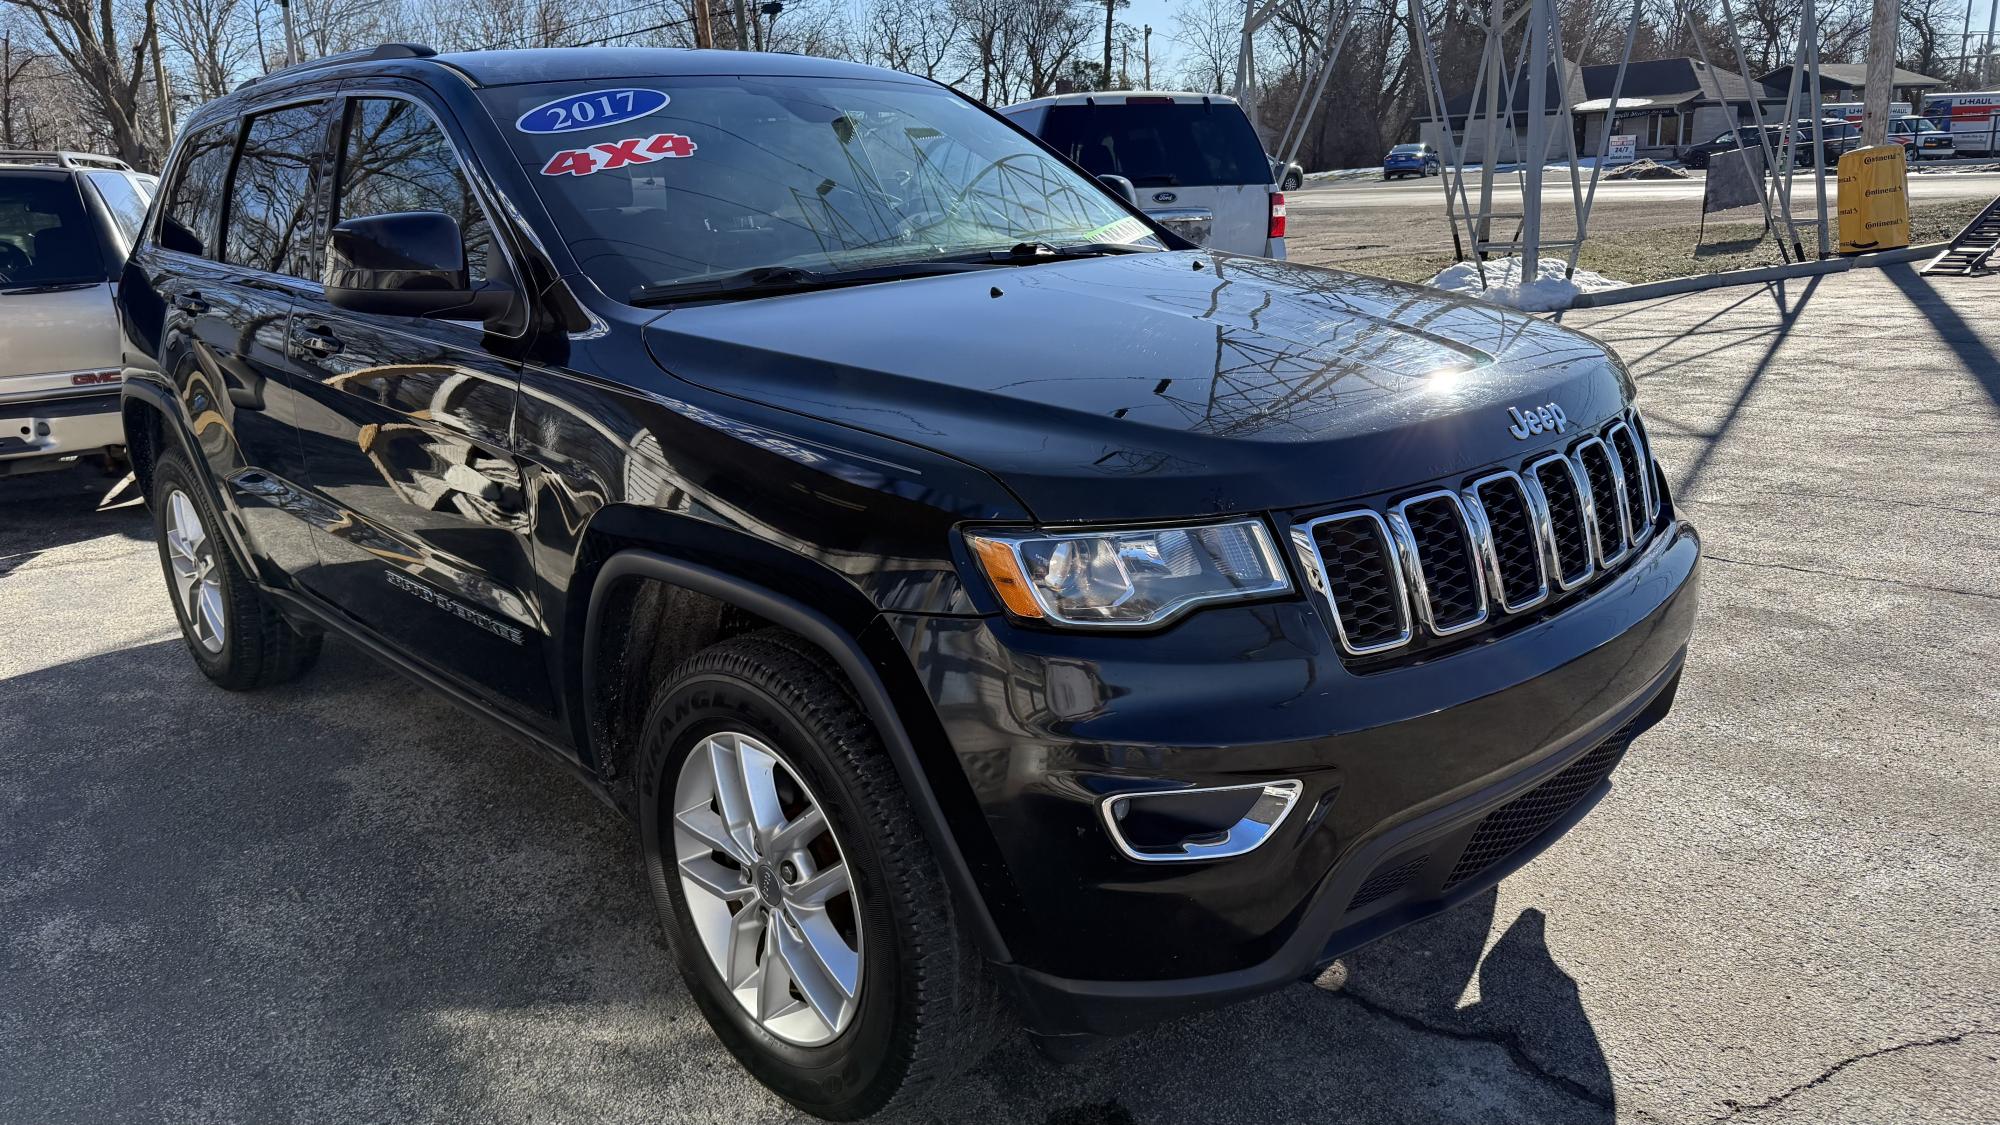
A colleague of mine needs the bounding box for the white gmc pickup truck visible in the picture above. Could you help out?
[1,151,156,477]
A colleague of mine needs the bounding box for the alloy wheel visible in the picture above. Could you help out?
[672,731,863,1047]
[165,489,225,654]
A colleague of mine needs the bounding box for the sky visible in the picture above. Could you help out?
[1114,0,1193,88]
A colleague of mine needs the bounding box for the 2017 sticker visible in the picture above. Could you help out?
[516,88,670,134]
[539,132,698,177]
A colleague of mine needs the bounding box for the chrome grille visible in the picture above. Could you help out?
[1294,510,1412,654]
[1468,472,1548,612]
[1527,454,1596,589]
[1573,437,1630,566]
[1391,491,1487,634]
[1296,411,1663,659]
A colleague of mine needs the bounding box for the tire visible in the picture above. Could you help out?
[1283,171,1302,191]
[150,448,322,690]
[636,630,1005,1120]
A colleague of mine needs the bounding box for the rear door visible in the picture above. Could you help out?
[1039,99,1275,257]
[286,88,555,724]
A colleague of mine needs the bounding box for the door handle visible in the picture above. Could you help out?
[295,327,343,357]
[172,291,208,314]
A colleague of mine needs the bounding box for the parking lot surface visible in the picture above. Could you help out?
[3,264,1996,1124]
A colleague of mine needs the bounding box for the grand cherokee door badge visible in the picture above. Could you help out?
[386,572,524,645]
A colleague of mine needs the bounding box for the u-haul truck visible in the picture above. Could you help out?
[1922,92,2000,156]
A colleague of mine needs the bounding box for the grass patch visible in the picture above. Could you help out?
[1345,197,1985,285]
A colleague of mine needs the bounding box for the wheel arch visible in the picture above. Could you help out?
[570,511,1018,964]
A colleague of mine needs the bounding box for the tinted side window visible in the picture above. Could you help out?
[336,98,491,283]
[159,122,237,256]
[223,103,326,277]
[1041,103,1272,187]
[86,171,150,244]
[0,174,105,285]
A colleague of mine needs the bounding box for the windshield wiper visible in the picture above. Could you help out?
[630,259,993,306]
[968,241,1161,264]
[0,279,100,295]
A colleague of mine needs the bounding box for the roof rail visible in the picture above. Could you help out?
[237,43,438,91]
[0,150,134,171]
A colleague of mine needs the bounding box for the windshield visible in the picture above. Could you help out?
[483,76,1162,302]
[0,174,105,289]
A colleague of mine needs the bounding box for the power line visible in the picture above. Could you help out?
[564,14,697,49]
[486,2,686,50]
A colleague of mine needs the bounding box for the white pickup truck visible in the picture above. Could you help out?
[1,151,157,477]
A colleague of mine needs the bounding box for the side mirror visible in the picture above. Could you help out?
[1097,174,1139,206]
[325,211,509,320]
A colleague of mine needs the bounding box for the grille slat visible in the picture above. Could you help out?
[1304,512,1411,654]
[1606,423,1651,543]
[1573,438,1630,565]
[1470,473,1548,611]
[1529,455,1596,588]
[1395,493,1486,633]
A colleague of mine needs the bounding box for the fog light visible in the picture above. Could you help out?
[1099,780,1302,863]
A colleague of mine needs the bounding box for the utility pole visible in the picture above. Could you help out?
[1143,25,1152,88]
[1103,0,1115,90]
[279,0,301,67]
[1120,42,1129,88]
[1860,0,1895,146]
[2,35,14,150]
[693,0,713,49]
[149,10,174,143]
[1984,0,1999,86]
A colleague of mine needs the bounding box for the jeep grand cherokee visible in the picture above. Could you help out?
[118,44,1700,1121]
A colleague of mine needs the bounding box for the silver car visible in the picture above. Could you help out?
[1,151,156,477]
[1000,91,1286,259]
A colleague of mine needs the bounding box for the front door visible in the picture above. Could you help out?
[287,90,555,725]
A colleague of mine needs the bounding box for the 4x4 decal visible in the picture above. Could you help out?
[540,132,698,177]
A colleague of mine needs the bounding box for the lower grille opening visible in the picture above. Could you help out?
[1347,853,1430,912]
[1442,729,1632,891]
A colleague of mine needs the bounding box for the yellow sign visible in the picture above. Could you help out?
[1836,145,1910,254]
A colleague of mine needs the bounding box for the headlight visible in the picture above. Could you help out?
[966,519,1292,628]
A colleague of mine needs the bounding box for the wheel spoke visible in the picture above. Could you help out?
[735,739,788,845]
[678,854,754,905]
[755,923,799,1023]
[766,805,825,857]
[704,735,760,862]
[790,861,849,907]
[722,905,764,990]
[775,917,848,1033]
[198,582,226,646]
[675,804,753,866]
[784,904,860,1000]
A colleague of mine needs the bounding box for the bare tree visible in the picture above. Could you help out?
[156,0,243,99]
[857,0,970,83]
[1172,0,1236,93]
[6,0,163,166]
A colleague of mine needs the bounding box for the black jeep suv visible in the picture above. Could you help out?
[119,45,1699,1120]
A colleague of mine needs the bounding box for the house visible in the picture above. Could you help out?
[1425,57,1791,162]
[1755,63,1947,112]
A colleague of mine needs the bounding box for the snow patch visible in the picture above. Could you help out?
[1425,257,1628,312]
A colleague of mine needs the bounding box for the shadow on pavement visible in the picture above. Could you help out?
[1882,261,2000,412]
[2,632,1613,1124]
[0,465,149,577]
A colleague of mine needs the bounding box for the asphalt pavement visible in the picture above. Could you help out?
[2,264,1996,1124]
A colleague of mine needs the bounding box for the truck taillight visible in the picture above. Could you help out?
[1268,192,1287,239]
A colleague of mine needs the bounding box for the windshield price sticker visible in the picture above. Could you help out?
[540,132,698,177]
[517,88,670,134]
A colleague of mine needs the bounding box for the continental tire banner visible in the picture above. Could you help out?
[1837,145,1910,254]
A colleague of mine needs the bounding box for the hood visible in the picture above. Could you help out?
[643,252,1633,523]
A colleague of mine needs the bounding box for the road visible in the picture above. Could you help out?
[1287,169,2000,211]
[3,266,1997,1124]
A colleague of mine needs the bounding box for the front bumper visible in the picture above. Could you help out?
[891,518,1699,1037]
[0,391,124,474]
